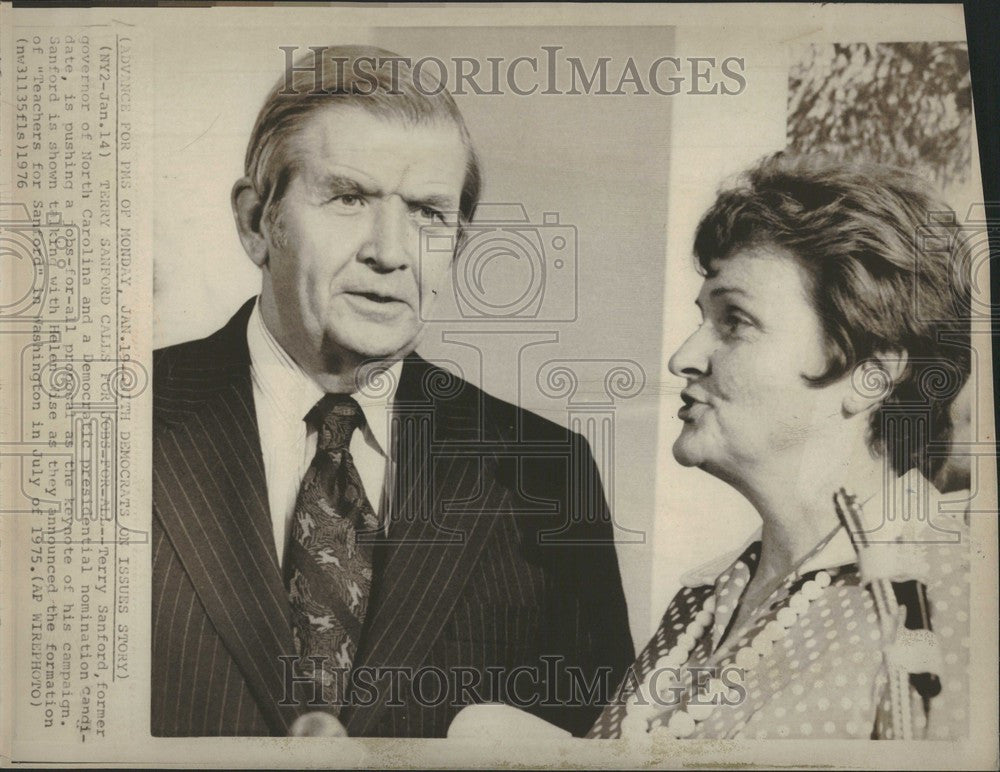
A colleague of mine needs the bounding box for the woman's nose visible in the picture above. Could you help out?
[668,325,711,378]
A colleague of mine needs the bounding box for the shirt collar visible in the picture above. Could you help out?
[719,524,858,583]
[681,526,856,588]
[796,526,858,576]
[246,297,401,455]
[681,468,959,589]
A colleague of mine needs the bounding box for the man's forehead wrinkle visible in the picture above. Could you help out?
[311,165,381,190]
[282,105,467,214]
[309,145,462,195]
[304,104,461,152]
[311,164,459,204]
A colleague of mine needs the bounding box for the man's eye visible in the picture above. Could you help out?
[414,205,445,223]
[329,193,364,207]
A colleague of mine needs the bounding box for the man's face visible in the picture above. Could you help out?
[259,105,467,374]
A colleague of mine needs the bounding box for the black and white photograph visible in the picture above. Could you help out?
[0,2,996,768]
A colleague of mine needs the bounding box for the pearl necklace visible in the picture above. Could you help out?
[620,569,833,738]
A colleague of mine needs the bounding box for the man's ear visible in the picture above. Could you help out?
[232,177,268,268]
[844,350,909,416]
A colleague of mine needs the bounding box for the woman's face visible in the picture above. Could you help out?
[668,245,848,483]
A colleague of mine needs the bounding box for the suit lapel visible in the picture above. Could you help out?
[343,356,506,735]
[154,299,305,734]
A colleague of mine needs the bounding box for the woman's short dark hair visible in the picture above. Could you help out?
[692,152,971,480]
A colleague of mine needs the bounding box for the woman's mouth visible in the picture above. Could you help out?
[678,391,709,421]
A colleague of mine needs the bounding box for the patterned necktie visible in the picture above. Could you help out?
[285,393,381,713]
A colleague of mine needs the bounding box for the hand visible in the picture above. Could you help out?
[288,711,348,737]
[447,703,571,739]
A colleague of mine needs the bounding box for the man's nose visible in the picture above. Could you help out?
[668,325,711,379]
[360,196,411,272]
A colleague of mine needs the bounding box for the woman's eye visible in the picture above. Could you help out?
[720,310,753,336]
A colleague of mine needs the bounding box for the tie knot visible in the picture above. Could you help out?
[309,393,363,451]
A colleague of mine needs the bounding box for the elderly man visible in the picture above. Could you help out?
[151,46,633,738]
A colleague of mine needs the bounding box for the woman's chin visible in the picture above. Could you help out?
[671,437,705,468]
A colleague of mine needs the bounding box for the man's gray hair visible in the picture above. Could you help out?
[244,44,481,233]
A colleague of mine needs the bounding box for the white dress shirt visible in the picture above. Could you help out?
[246,298,401,564]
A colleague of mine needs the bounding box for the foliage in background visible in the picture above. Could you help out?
[789,42,972,189]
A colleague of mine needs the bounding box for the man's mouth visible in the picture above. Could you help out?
[347,291,403,305]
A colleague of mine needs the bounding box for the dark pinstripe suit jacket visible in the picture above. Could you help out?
[152,299,634,737]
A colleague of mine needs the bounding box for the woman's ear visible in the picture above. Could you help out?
[232,177,268,268]
[844,350,909,416]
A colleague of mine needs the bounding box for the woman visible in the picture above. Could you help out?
[588,153,972,741]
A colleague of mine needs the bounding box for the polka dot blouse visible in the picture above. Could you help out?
[587,513,969,740]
